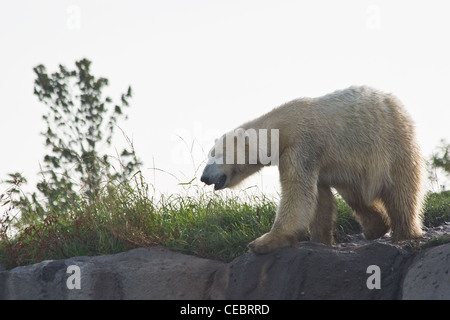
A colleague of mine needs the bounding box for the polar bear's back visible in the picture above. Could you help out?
[313,86,412,135]
[276,86,422,204]
[246,85,421,175]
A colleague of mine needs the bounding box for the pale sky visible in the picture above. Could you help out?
[1,0,450,199]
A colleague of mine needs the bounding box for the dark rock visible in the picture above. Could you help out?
[0,247,224,300]
[2,232,450,300]
[209,242,412,299]
[402,243,450,299]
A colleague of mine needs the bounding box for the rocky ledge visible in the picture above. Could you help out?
[1,224,449,300]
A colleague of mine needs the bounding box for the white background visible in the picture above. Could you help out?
[1,0,450,199]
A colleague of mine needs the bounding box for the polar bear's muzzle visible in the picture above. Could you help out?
[200,164,228,190]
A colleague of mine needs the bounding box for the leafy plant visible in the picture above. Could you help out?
[11,58,141,218]
[431,140,450,176]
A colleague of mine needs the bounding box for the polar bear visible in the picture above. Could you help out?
[200,86,425,254]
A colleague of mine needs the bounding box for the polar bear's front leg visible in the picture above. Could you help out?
[248,189,317,253]
[247,231,298,254]
[248,153,319,254]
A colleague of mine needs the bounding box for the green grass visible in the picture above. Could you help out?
[422,190,450,227]
[1,175,450,269]
[0,175,276,268]
[334,196,361,241]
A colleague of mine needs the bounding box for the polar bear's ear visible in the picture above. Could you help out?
[214,138,218,143]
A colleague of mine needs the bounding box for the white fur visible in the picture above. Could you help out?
[201,86,425,254]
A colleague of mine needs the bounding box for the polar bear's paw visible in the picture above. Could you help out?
[248,232,297,254]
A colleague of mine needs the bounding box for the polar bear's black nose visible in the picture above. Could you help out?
[200,174,211,185]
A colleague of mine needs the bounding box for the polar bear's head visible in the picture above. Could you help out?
[200,129,261,190]
[200,128,278,190]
